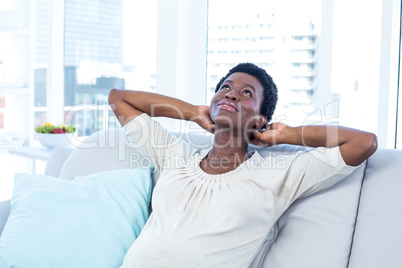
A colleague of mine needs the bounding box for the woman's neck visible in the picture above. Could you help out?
[207,129,250,164]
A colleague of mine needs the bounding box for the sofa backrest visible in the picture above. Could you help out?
[56,128,214,186]
[263,149,402,268]
[347,149,402,268]
[55,128,307,186]
[262,163,366,267]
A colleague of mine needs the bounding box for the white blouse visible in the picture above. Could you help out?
[121,113,357,268]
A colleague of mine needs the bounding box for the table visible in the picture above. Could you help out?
[8,146,53,174]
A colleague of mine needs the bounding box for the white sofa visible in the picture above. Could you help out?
[1,127,402,268]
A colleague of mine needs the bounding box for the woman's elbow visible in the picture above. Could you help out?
[343,132,378,166]
[108,88,121,105]
[362,132,378,159]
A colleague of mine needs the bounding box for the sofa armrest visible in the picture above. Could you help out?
[0,200,11,237]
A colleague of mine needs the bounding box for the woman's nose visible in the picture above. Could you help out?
[225,90,238,101]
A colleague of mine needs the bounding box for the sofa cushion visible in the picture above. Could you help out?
[0,168,152,268]
[262,164,366,268]
[348,149,402,268]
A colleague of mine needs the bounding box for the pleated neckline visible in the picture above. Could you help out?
[184,147,262,179]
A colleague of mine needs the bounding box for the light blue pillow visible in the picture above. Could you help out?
[0,168,152,268]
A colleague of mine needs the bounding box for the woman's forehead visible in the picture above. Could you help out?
[225,72,264,93]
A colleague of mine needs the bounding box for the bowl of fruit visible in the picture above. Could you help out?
[34,123,77,149]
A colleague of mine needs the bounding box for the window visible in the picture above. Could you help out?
[206,0,390,138]
[1,0,156,139]
[63,0,157,136]
[206,0,322,118]
[0,0,400,148]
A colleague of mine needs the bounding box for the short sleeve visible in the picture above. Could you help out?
[280,146,358,204]
[123,113,197,173]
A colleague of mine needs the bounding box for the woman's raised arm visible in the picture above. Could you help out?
[108,89,215,132]
[251,123,378,167]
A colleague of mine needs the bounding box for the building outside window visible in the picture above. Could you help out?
[33,0,157,137]
[206,0,386,137]
[206,0,320,126]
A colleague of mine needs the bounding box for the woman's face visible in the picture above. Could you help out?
[210,72,266,134]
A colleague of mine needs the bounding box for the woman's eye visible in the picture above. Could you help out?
[244,90,252,97]
[221,85,230,91]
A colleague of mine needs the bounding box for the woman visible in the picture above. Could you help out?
[109,63,377,267]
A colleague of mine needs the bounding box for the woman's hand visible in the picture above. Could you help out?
[193,105,216,134]
[250,122,290,147]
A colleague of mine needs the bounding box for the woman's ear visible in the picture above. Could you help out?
[256,116,267,129]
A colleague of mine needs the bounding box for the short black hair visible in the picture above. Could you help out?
[215,62,278,125]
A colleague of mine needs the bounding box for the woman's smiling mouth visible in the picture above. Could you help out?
[218,100,238,112]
